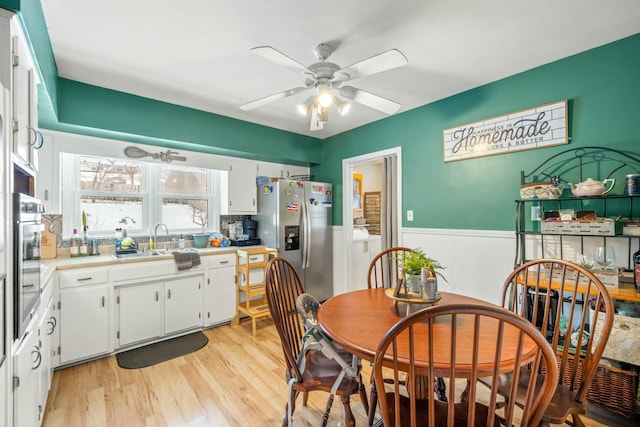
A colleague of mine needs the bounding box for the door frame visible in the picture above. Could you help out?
[342,147,402,292]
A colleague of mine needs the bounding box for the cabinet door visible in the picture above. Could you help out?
[117,283,163,347]
[207,265,237,326]
[228,160,257,214]
[11,32,31,166]
[36,298,53,424]
[164,276,203,335]
[59,284,110,364]
[13,329,39,427]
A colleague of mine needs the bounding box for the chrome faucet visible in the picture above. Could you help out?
[153,223,169,250]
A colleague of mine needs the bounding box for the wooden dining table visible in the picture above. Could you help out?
[317,288,539,378]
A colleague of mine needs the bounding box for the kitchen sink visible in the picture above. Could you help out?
[111,250,168,260]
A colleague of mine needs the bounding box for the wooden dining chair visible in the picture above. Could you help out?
[366,246,413,424]
[264,256,368,427]
[367,246,448,426]
[368,246,413,289]
[482,259,615,427]
[373,303,559,427]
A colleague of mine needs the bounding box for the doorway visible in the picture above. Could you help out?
[342,147,402,292]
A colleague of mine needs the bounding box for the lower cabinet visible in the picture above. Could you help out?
[116,274,203,348]
[13,329,39,427]
[13,274,56,427]
[205,253,237,327]
[36,294,55,425]
[164,276,203,334]
[58,267,110,365]
[116,282,163,347]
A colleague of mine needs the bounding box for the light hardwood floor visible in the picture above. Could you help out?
[42,319,633,427]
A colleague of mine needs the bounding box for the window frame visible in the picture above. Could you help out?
[61,153,222,239]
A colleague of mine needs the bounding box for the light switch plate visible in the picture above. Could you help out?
[407,210,414,221]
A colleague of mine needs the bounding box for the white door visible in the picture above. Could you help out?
[59,284,109,364]
[117,283,163,347]
[164,276,203,335]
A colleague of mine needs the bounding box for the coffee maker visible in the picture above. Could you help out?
[230,219,261,246]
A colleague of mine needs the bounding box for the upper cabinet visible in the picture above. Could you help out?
[8,14,41,174]
[257,162,309,180]
[228,159,257,214]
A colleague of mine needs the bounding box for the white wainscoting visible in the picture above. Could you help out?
[331,226,517,305]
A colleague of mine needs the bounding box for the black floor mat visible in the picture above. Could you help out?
[116,331,208,369]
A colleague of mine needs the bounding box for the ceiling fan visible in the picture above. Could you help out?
[239,43,408,131]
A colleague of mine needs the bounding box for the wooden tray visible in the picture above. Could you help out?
[385,288,441,304]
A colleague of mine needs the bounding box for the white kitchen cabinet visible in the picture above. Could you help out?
[116,273,203,347]
[116,282,163,347]
[12,328,39,427]
[164,276,203,334]
[10,17,40,173]
[205,253,237,327]
[35,280,55,425]
[257,162,309,180]
[58,268,110,364]
[228,159,257,214]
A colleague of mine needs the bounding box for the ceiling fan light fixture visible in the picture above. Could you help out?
[297,96,315,115]
[319,106,329,122]
[317,84,333,108]
[334,97,351,116]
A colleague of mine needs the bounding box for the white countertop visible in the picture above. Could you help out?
[41,245,273,271]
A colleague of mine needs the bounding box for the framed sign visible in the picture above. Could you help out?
[443,100,568,162]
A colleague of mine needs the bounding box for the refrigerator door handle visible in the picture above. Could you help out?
[301,199,311,269]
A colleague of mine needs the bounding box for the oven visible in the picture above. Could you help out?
[13,193,44,339]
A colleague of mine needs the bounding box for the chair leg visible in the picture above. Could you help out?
[283,390,298,427]
[358,374,370,416]
[368,382,378,427]
[340,394,356,427]
[321,394,335,427]
[572,413,586,427]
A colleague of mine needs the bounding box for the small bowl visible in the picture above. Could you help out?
[192,233,210,248]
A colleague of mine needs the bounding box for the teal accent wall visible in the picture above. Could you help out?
[314,34,640,230]
[51,78,320,164]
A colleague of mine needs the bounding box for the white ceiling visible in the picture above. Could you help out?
[40,0,640,139]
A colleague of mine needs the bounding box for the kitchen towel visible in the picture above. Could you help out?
[173,250,201,271]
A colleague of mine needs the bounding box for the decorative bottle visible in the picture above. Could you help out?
[70,228,80,257]
[80,229,89,256]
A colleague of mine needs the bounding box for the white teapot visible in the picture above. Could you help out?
[568,178,615,196]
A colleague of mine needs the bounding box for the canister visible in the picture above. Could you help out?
[625,174,640,195]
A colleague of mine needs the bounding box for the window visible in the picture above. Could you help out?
[61,154,223,238]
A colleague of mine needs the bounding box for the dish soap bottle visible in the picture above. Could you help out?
[70,228,80,257]
[148,228,154,250]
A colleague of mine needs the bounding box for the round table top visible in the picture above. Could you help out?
[317,288,537,377]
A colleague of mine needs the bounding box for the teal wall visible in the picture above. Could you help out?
[315,34,640,230]
[5,2,639,232]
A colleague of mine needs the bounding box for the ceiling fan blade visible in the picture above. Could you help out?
[339,49,407,81]
[239,87,309,111]
[338,86,401,115]
[251,46,312,76]
[309,104,324,131]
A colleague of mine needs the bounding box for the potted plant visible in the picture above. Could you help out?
[399,248,447,298]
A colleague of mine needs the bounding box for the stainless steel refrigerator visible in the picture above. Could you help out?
[255,179,333,301]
